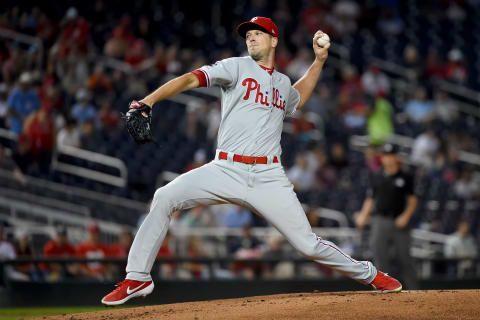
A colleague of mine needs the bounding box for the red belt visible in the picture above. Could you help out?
[218,151,278,164]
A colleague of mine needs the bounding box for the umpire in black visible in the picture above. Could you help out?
[355,143,419,289]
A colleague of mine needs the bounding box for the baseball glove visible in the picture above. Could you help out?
[122,100,155,144]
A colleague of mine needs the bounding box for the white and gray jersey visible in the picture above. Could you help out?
[197,56,300,157]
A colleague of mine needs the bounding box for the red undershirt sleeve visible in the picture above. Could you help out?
[191,70,207,87]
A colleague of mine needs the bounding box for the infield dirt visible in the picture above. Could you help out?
[40,289,479,320]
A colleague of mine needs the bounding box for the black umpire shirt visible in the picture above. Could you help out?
[367,169,415,219]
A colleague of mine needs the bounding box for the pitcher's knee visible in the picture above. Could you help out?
[151,187,175,215]
[298,242,319,259]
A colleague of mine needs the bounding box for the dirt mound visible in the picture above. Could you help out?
[41,290,479,320]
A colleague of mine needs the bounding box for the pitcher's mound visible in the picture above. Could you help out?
[43,289,479,320]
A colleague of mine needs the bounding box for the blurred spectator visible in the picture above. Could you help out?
[57,7,90,58]
[444,221,478,259]
[404,87,436,124]
[292,110,316,142]
[434,91,459,125]
[302,84,333,121]
[165,45,182,74]
[206,101,221,144]
[87,64,113,96]
[79,120,97,150]
[300,0,334,36]
[10,133,33,173]
[0,224,15,260]
[446,3,466,22]
[156,232,176,279]
[97,99,120,130]
[287,153,315,192]
[423,48,444,80]
[185,100,208,141]
[228,226,262,255]
[125,39,148,67]
[220,206,253,228]
[444,49,468,84]
[109,230,133,257]
[411,128,440,168]
[14,233,41,281]
[185,149,207,172]
[444,221,478,277]
[2,46,23,85]
[7,72,40,134]
[104,26,130,59]
[286,48,313,81]
[337,65,367,131]
[229,226,263,279]
[367,96,393,145]
[23,107,56,174]
[376,7,404,35]
[56,118,80,148]
[314,151,338,189]
[364,145,382,174]
[275,46,293,73]
[76,223,111,280]
[180,206,216,228]
[0,83,8,128]
[183,236,208,279]
[453,168,480,199]
[263,236,292,279]
[41,226,77,281]
[39,83,63,114]
[0,224,30,283]
[403,44,422,81]
[329,142,349,174]
[331,0,360,36]
[71,89,96,125]
[361,65,390,97]
[0,145,26,184]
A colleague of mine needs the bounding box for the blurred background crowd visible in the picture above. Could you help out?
[0,0,479,284]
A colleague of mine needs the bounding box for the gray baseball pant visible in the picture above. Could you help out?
[126,151,377,284]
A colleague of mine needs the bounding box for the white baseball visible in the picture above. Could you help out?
[316,33,330,47]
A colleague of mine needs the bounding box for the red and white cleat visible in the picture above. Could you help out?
[370,271,402,293]
[101,279,154,306]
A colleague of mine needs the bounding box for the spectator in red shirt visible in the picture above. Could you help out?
[444,49,468,84]
[109,230,133,258]
[23,106,56,174]
[76,223,111,280]
[41,226,76,280]
[98,99,120,130]
[183,236,208,279]
[157,232,176,279]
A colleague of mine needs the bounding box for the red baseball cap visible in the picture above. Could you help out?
[88,223,100,233]
[237,17,278,38]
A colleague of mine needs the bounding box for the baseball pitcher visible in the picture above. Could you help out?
[102,17,402,305]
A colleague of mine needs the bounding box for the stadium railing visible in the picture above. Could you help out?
[1,256,479,281]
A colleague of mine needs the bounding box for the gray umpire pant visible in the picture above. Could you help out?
[370,215,419,289]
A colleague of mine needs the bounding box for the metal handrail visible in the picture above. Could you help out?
[350,134,480,167]
[0,168,145,211]
[53,145,128,188]
[0,187,90,216]
[0,128,18,142]
[0,27,43,70]
[0,196,132,234]
[372,57,480,118]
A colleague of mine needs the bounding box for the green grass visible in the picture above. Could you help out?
[0,306,132,320]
